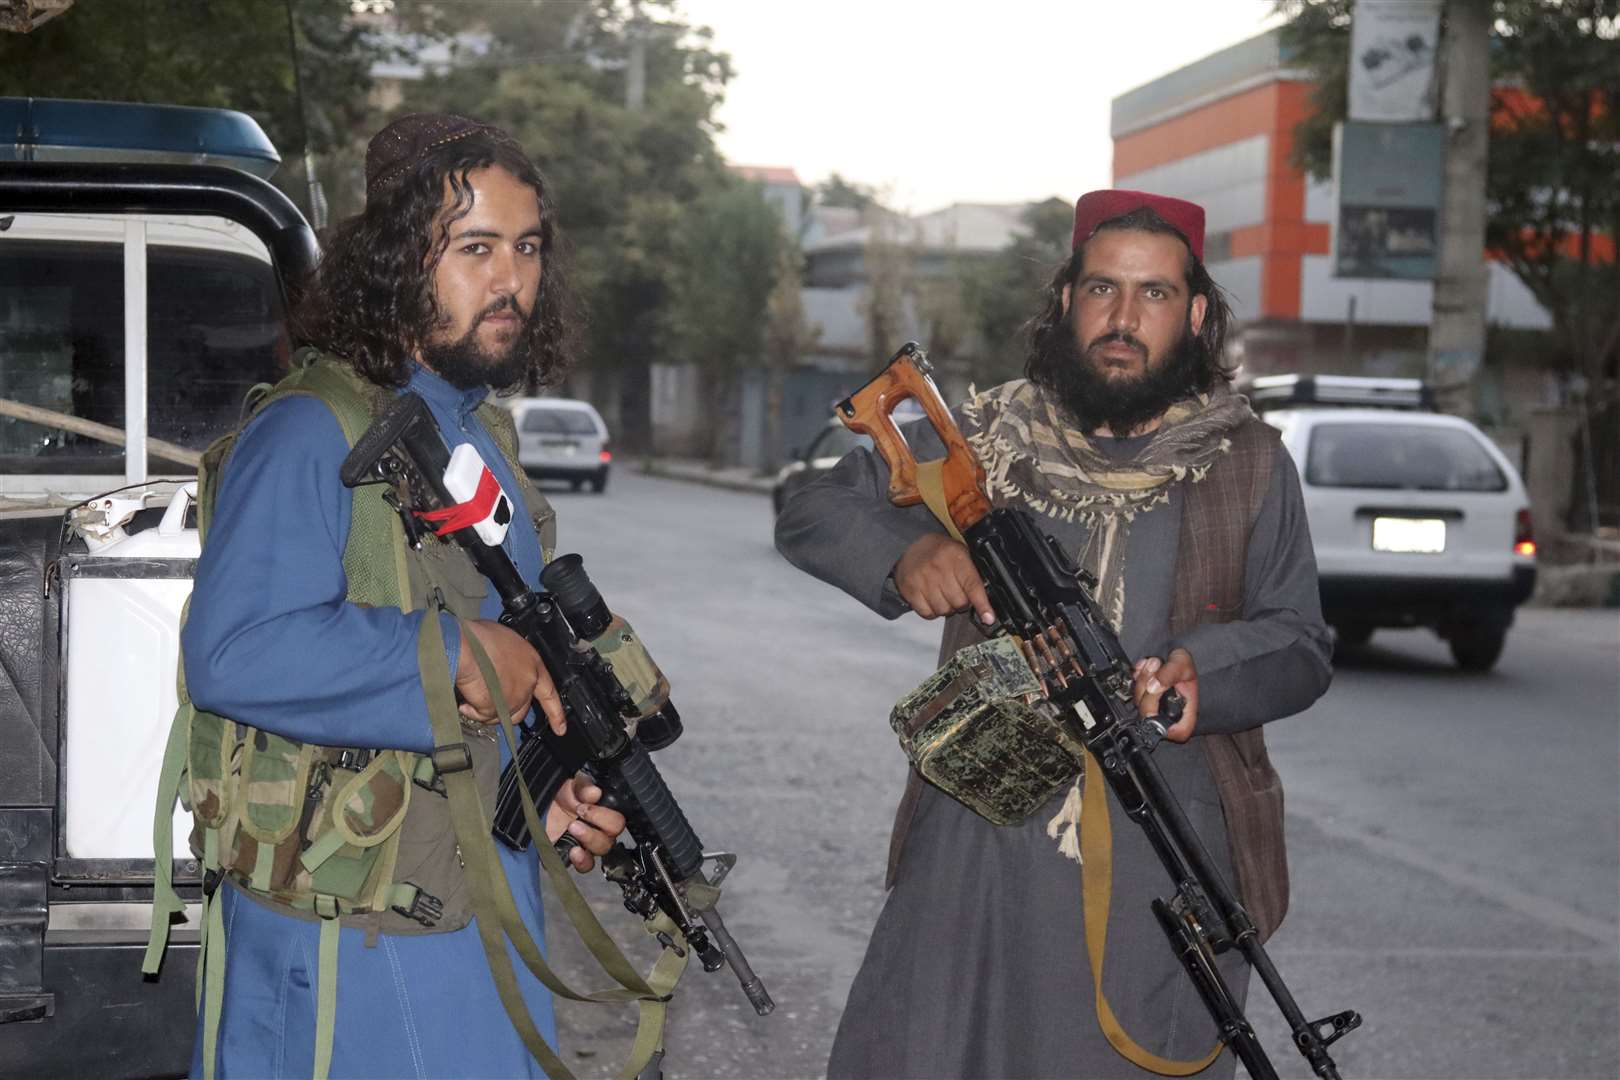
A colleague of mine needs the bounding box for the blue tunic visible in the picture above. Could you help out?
[182,365,556,1078]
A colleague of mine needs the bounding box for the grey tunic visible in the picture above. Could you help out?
[774,420,1332,1079]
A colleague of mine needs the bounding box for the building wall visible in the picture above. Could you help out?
[1114,81,1331,323]
[1114,66,1557,346]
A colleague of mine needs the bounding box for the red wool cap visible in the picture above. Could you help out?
[1071,189,1206,262]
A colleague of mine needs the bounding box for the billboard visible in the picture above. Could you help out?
[1332,122,1445,280]
[1348,0,1443,122]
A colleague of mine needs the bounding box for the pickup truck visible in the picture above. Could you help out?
[0,97,317,1077]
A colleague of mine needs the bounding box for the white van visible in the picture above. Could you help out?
[1249,375,1537,672]
[507,396,612,492]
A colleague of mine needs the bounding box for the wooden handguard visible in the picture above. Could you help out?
[836,342,993,531]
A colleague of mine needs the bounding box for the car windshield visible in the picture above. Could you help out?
[0,237,288,474]
[807,424,872,460]
[521,408,598,436]
[1305,422,1507,492]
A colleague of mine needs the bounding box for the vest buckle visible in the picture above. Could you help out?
[391,884,444,927]
[432,742,473,775]
[337,748,374,772]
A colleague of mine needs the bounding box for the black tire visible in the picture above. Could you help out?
[1449,624,1507,672]
[589,470,608,494]
[569,478,584,492]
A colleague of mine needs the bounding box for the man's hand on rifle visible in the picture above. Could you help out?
[1133,648,1199,742]
[893,533,997,624]
[546,775,627,872]
[456,618,567,735]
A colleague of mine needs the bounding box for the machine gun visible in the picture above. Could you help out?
[837,342,1358,1080]
[339,391,773,1019]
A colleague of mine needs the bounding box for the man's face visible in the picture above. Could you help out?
[1063,228,1207,388]
[1043,227,1209,436]
[419,164,543,389]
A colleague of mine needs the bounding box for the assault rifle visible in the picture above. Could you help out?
[339,391,773,1018]
[837,343,1358,1080]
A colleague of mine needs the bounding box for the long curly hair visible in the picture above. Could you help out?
[1024,206,1234,396]
[290,133,580,391]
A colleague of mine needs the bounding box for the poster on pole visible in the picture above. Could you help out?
[1348,0,1442,122]
[1332,122,1444,280]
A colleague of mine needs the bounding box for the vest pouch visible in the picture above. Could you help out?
[411,533,488,618]
[296,751,414,909]
[237,729,316,844]
[891,636,1086,827]
[186,707,236,830]
[333,750,414,847]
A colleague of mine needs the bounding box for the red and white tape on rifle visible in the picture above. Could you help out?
[414,443,513,546]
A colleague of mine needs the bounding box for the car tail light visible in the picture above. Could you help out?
[1514,508,1536,557]
[599,445,612,463]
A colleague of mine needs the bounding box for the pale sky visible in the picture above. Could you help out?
[677,0,1284,213]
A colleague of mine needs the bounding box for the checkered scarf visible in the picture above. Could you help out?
[959,378,1255,631]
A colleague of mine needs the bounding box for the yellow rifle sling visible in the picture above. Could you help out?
[1081,747,1224,1074]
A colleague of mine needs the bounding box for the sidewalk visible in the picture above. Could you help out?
[639,456,775,496]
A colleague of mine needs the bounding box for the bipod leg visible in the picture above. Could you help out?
[1152,899,1277,1080]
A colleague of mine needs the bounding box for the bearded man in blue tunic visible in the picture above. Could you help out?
[181,114,626,1078]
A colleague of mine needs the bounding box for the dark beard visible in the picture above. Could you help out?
[1027,315,1204,438]
[420,300,531,391]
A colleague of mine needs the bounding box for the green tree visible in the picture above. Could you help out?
[663,181,784,465]
[958,197,1074,387]
[0,0,407,223]
[402,0,734,453]
[762,241,820,471]
[1276,0,1620,411]
[815,172,881,210]
[860,210,915,367]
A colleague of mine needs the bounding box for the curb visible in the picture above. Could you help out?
[639,460,773,497]
[1528,563,1620,608]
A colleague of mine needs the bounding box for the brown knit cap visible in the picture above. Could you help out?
[364,112,522,201]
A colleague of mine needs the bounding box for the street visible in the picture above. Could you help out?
[540,469,1619,1080]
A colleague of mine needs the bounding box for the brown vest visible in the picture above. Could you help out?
[884,418,1290,942]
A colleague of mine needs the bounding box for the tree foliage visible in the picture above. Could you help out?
[399,0,741,452]
[1276,0,1620,401]
[957,197,1074,387]
[815,172,882,210]
[664,180,786,463]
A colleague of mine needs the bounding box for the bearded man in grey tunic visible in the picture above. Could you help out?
[774,189,1333,1079]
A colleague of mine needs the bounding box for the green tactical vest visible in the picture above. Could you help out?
[168,351,555,937]
[146,352,687,1080]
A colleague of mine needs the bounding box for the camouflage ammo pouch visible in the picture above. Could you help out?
[184,711,500,933]
[889,635,1086,826]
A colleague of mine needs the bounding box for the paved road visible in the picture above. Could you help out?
[532,469,1618,1080]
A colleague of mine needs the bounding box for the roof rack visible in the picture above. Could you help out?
[1241,374,1437,412]
[1,97,280,178]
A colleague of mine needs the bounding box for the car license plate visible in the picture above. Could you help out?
[1372,516,1445,554]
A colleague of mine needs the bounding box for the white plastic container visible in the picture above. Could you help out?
[61,484,197,860]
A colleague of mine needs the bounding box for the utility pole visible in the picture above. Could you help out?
[1426,0,1491,416]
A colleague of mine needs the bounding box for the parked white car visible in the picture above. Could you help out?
[507,397,612,492]
[1250,375,1537,672]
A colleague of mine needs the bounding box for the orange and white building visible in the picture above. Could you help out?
[1110,31,1551,384]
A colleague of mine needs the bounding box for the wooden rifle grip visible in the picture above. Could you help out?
[836,343,993,530]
